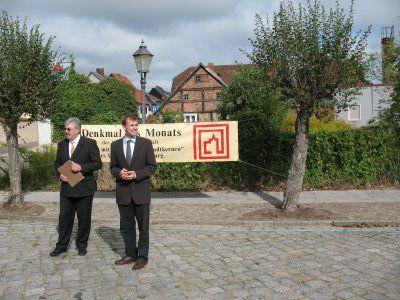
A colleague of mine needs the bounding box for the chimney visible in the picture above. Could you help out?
[96,68,105,76]
[207,62,214,68]
[381,26,395,84]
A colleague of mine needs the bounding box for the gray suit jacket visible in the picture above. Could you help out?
[110,136,157,205]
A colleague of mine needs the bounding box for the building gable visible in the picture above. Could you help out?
[180,67,224,91]
[157,62,244,122]
[164,63,226,104]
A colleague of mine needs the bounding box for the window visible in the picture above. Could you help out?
[184,113,198,123]
[216,92,223,99]
[183,93,189,100]
[195,74,201,83]
[348,105,361,121]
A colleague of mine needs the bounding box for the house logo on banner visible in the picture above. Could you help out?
[193,123,230,160]
[81,121,238,163]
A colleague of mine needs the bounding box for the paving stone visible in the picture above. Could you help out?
[205,286,224,294]
[25,287,45,297]
[335,290,356,298]
[0,220,398,298]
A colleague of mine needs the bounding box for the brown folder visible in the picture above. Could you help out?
[57,160,84,187]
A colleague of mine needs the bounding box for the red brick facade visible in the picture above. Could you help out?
[159,63,242,122]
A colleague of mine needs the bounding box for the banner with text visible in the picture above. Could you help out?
[81,122,239,163]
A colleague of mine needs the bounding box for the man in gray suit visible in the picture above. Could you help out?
[110,115,156,270]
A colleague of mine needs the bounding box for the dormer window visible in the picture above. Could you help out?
[195,74,201,83]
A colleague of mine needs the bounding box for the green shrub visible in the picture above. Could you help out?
[51,75,137,140]
[219,65,287,132]
[281,112,354,133]
[0,147,58,190]
[150,125,399,191]
[1,126,397,191]
[148,108,184,124]
[305,126,399,187]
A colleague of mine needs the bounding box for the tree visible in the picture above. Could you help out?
[0,11,63,206]
[380,60,400,140]
[218,65,287,170]
[50,69,137,140]
[367,33,400,85]
[147,108,184,123]
[247,0,370,212]
[219,65,286,131]
[381,34,400,85]
[389,62,400,132]
[374,35,400,140]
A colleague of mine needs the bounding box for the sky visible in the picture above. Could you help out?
[2,0,400,91]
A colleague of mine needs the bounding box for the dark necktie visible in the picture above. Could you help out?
[126,140,132,165]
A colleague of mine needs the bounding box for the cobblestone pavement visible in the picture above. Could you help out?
[14,201,400,226]
[0,219,399,299]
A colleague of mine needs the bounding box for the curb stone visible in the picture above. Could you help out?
[1,213,399,228]
[332,220,400,227]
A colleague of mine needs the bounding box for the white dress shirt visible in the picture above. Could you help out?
[69,135,81,158]
[123,135,136,159]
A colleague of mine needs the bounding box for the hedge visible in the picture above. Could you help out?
[0,126,398,191]
[152,126,399,190]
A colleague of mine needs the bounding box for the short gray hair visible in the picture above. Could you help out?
[65,117,81,130]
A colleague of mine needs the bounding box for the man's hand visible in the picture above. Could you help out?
[120,168,136,180]
[71,162,82,172]
[60,174,68,182]
[120,168,127,179]
[120,168,129,180]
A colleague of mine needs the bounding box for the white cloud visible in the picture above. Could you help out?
[1,0,399,90]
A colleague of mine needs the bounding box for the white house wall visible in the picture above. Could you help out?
[0,121,39,147]
[38,120,52,145]
[88,74,101,83]
[336,85,392,126]
[0,120,52,149]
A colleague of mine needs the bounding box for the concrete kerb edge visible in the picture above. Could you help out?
[1,213,399,228]
[332,220,400,227]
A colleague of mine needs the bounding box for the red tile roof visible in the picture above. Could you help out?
[135,90,159,105]
[108,73,155,105]
[171,63,243,92]
[109,73,136,89]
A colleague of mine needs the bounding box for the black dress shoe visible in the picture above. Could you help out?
[77,248,87,256]
[50,248,67,257]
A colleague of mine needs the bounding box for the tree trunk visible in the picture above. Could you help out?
[282,109,310,213]
[96,163,116,191]
[4,123,23,206]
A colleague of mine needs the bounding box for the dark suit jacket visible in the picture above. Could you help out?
[110,136,157,205]
[55,136,102,198]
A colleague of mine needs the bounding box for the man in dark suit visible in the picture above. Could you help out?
[50,117,102,257]
[110,115,156,270]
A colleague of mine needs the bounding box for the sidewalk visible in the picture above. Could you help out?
[1,189,399,228]
[1,189,399,204]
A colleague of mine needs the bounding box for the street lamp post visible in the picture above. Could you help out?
[133,39,153,124]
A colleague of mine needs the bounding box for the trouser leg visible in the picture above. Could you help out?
[75,195,94,250]
[134,203,150,260]
[118,202,137,258]
[56,196,75,250]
